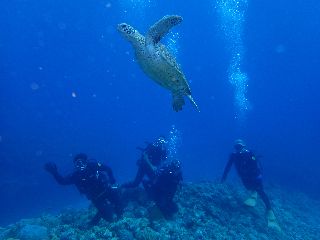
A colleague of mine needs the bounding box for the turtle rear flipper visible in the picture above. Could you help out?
[187,95,200,112]
[146,15,182,46]
[172,94,185,112]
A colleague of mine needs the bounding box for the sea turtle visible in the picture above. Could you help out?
[117,15,199,112]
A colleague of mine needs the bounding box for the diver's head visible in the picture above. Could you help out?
[152,136,167,150]
[146,136,168,164]
[73,153,88,171]
[234,139,246,152]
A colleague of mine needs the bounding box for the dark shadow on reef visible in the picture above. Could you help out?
[1,182,320,240]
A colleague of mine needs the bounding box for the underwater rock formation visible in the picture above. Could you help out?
[0,182,319,240]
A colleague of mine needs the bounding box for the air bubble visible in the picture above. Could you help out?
[216,0,250,121]
[167,125,182,161]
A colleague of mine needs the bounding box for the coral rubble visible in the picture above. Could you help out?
[0,182,319,240]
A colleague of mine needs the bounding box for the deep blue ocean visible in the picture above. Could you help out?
[0,0,319,226]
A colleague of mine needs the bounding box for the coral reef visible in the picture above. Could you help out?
[0,182,319,240]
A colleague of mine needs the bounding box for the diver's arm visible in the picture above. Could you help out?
[52,172,74,185]
[143,151,157,172]
[221,155,234,182]
[44,162,74,185]
[122,167,144,188]
[248,151,262,177]
[99,163,116,184]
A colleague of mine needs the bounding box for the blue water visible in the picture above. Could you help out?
[0,0,319,226]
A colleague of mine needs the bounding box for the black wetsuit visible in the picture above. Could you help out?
[222,149,271,210]
[51,161,122,223]
[123,145,182,218]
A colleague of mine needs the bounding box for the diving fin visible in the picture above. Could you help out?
[244,191,258,207]
[267,210,282,232]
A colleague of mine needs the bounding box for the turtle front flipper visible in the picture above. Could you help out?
[146,15,183,46]
[172,93,185,112]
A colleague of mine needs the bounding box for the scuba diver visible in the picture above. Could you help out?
[221,139,281,231]
[44,153,122,226]
[122,136,182,219]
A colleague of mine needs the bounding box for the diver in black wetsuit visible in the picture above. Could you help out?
[122,137,182,218]
[221,139,281,231]
[44,153,122,225]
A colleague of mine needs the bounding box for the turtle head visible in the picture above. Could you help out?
[117,23,138,42]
